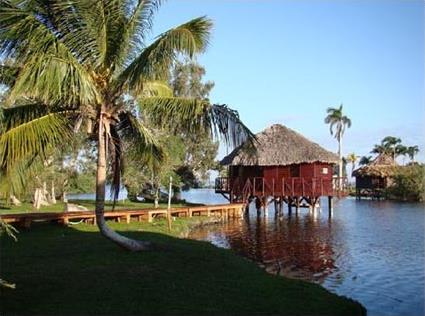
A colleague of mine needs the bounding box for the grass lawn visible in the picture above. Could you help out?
[0,218,365,315]
[0,199,189,215]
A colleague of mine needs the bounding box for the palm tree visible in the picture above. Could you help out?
[324,104,352,190]
[395,144,408,165]
[359,155,372,166]
[346,153,357,178]
[371,144,388,155]
[406,145,419,162]
[0,0,254,251]
[381,136,402,162]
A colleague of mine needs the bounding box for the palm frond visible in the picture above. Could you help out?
[140,97,255,148]
[116,111,163,162]
[0,103,73,168]
[8,54,99,105]
[139,80,173,97]
[0,63,19,87]
[0,1,100,104]
[117,16,212,90]
[0,1,96,64]
[115,0,163,70]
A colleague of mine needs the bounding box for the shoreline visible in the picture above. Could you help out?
[1,218,366,315]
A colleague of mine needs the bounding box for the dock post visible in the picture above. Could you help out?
[328,196,333,218]
[295,197,299,214]
[245,202,250,214]
[255,197,262,216]
[274,198,279,216]
[288,197,292,216]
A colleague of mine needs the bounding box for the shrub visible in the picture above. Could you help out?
[385,164,425,202]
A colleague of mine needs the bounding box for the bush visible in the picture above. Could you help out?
[385,164,425,202]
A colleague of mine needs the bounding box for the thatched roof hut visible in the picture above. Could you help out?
[221,124,338,166]
[352,154,397,178]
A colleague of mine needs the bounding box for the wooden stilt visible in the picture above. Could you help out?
[255,197,262,216]
[295,196,300,214]
[328,196,333,217]
[288,197,292,215]
[263,196,268,217]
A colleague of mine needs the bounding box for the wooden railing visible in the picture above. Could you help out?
[215,177,348,199]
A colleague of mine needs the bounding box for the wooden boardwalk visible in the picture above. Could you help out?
[0,203,245,228]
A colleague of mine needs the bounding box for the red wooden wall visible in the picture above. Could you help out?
[230,163,333,182]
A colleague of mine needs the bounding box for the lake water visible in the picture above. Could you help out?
[183,189,425,316]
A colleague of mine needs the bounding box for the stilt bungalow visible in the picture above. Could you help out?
[352,154,397,199]
[215,124,344,215]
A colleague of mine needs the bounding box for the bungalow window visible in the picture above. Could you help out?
[322,167,328,175]
[290,165,300,177]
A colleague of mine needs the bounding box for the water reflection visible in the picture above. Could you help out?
[190,204,343,283]
[188,194,425,316]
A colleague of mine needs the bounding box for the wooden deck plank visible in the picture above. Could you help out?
[0,203,246,227]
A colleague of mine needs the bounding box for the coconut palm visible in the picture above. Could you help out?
[407,145,419,162]
[0,0,254,251]
[324,104,351,190]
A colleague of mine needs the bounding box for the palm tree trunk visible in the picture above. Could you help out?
[338,135,343,191]
[95,114,151,251]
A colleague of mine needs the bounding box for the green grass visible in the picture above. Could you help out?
[0,219,365,315]
[0,199,188,214]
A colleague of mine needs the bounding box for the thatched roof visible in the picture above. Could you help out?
[221,124,338,166]
[352,154,397,177]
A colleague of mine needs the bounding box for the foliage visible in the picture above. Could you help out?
[170,60,215,100]
[168,61,219,187]
[385,164,425,202]
[370,136,419,163]
[0,0,254,248]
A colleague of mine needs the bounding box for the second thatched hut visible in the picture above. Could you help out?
[352,154,397,199]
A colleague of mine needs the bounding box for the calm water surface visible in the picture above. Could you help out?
[183,189,425,316]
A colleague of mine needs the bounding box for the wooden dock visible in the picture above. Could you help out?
[0,203,245,228]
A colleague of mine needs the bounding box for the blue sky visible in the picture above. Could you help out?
[153,0,425,162]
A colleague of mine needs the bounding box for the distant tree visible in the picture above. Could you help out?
[395,145,408,165]
[371,137,417,165]
[407,145,420,162]
[371,144,388,155]
[359,155,372,166]
[346,153,357,177]
[170,61,215,100]
[381,136,402,161]
[324,104,351,189]
[169,61,219,187]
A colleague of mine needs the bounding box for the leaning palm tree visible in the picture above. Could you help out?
[324,104,351,190]
[0,0,254,251]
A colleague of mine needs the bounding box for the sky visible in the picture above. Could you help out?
[153,0,425,163]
